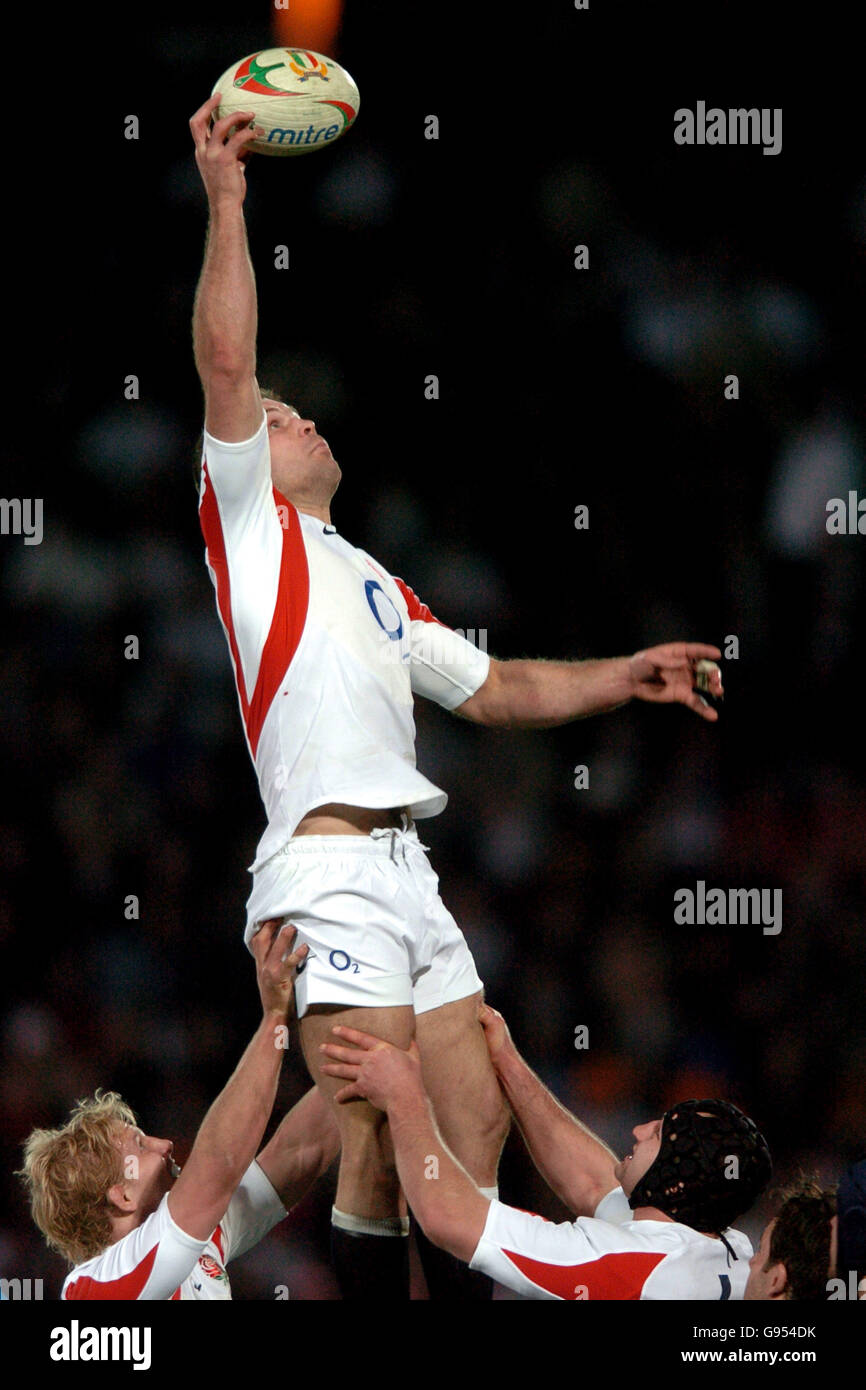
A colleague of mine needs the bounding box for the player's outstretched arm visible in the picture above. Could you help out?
[256,1086,340,1211]
[457,644,724,726]
[479,1004,619,1217]
[190,93,263,443]
[167,922,307,1242]
[320,1029,490,1263]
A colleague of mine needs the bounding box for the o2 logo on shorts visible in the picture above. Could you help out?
[364,580,403,641]
[329,949,360,974]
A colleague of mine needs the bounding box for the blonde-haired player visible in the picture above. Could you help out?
[19,923,339,1299]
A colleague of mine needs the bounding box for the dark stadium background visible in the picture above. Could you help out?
[2,1,864,1301]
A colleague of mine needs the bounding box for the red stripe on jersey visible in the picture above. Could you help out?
[246,489,309,757]
[64,1245,159,1300]
[393,578,446,628]
[212,1225,225,1261]
[199,464,252,735]
[199,472,309,758]
[502,1247,666,1301]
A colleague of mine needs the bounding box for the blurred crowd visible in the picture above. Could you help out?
[2,5,865,1296]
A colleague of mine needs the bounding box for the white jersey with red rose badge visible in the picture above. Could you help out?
[469,1188,753,1300]
[198,413,490,936]
[61,1162,286,1301]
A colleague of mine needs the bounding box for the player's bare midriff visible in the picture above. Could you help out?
[293,803,412,837]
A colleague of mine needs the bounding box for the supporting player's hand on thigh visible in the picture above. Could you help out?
[251,919,309,1021]
[477,1002,515,1071]
[628,642,723,721]
[320,1027,424,1110]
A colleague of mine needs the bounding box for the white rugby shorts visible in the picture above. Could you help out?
[244,824,483,1016]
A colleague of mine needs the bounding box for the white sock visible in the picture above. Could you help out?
[331,1205,410,1237]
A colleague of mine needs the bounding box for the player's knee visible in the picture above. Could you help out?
[339,1109,399,1183]
[437,1086,509,1188]
[452,1073,511,1162]
[478,1085,511,1158]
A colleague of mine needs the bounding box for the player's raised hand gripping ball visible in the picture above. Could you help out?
[212,48,360,157]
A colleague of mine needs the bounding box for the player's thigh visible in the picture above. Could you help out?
[300,1002,416,1117]
[414,991,507,1161]
[301,1004,416,1200]
[302,1006,415,1216]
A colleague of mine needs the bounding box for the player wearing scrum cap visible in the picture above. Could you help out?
[18,924,339,1300]
[321,1003,771,1300]
[188,91,725,1303]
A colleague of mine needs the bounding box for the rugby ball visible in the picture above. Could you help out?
[212,48,359,157]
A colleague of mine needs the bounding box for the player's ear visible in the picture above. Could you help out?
[766,1260,788,1298]
[106,1182,136,1216]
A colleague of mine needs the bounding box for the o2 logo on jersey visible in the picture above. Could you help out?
[364,580,403,641]
[329,949,360,974]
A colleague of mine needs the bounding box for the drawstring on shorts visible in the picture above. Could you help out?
[370,816,429,861]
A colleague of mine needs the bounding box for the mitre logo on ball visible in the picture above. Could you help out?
[213,48,360,156]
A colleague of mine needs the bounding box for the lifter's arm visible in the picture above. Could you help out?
[166,923,307,1241]
[190,93,263,442]
[256,1086,340,1211]
[321,1031,489,1262]
[457,644,723,726]
[479,1005,619,1217]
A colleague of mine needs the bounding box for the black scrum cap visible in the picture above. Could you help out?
[628,1099,772,1233]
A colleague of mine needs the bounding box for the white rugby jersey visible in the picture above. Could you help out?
[470,1189,753,1300]
[199,415,490,875]
[61,1162,285,1301]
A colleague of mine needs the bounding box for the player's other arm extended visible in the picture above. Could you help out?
[479,1005,618,1218]
[190,93,263,442]
[457,644,723,726]
[167,923,307,1242]
[256,1086,340,1209]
